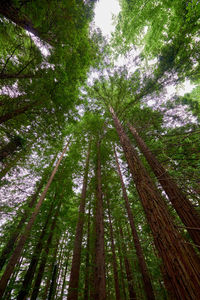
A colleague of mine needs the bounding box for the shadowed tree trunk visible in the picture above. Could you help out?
[30,201,61,300]
[84,200,91,300]
[0,177,45,271]
[59,251,70,300]
[16,199,54,300]
[68,140,91,300]
[0,101,36,124]
[109,106,200,299]
[0,136,24,162]
[0,73,38,80]
[0,141,69,298]
[114,147,155,300]
[119,226,137,300]
[107,197,121,300]
[93,139,106,300]
[48,263,58,300]
[128,123,200,248]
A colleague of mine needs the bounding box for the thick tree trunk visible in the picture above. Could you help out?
[119,226,137,300]
[0,141,69,298]
[128,123,200,248]
[0,178,44,271]
[93,140,106,300]
[68,141,91,300]
[109,107,200,299]
[107,198,121,300]
[16,199,54,300]
[84,201,91,300]
[114,148,155,300]
[0,1,41,39]
[30,201,61,300]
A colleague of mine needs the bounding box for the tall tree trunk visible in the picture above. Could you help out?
[0,141,69,298]
[84,200,91,300]
[30,201,61,300]
[0,1,42,40]
[48,263,58,300]
[0,177,44,271]
[109,106,200,299]
[114,148,155,300]
[107,197,121,300]
[128,123,200,248]
[119,226,137,300]
[93,140,106,300]
[16,199,54,300]
[67,140,91,300]
[59,251,70,300]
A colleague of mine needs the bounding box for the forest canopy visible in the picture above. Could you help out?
[0,0,200,299]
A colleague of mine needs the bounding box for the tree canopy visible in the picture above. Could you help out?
[0,0,200,299]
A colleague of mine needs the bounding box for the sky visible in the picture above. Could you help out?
[94,0,121,37]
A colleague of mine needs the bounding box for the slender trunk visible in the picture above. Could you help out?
[117,237,127,300]
[119,226,137,300]
[107,198,121,300]
[0,73,38,80]
[114,148,155,300]
[93,140,106,300]
[30,201,61,300]
[67,141,91,300]
[0,141,69,298]
[109,106,200,299]
[48,264,58,300]
[0,102,36,124]
[59,252,70,300]
[16,199,54,300]
[83,201,91,300]
[0,178,44,271]
[128,123,200,248]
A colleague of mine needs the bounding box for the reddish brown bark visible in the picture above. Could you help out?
[119,226,137,300]
[114,148,155,300]
[110,106,200,299]
[93,140,106,300]
[68,141,91,300]
[107,198,121,300]
[0,141,69,298]
[128,123,200,248]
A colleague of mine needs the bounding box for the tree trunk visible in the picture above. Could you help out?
[114,148,155,300]
[0,137,24,162]
[119,226,137,300]
[0,178,44,271]
[16,199,54,300]
[84,200,91,300]
[93,139,106,300]
[0,1,41,39]
[0,102,36,124]
[109,106,200,299]
[30,201,61,300]
[128,123,200,248]
[107,197,121,300]
[48,264,58,300]
[59,252,70,300]
[0,141,69,298]
[0,73,38,80]
[67,140,91,300]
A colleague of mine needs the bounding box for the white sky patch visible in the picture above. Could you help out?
[94,0,120,37]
